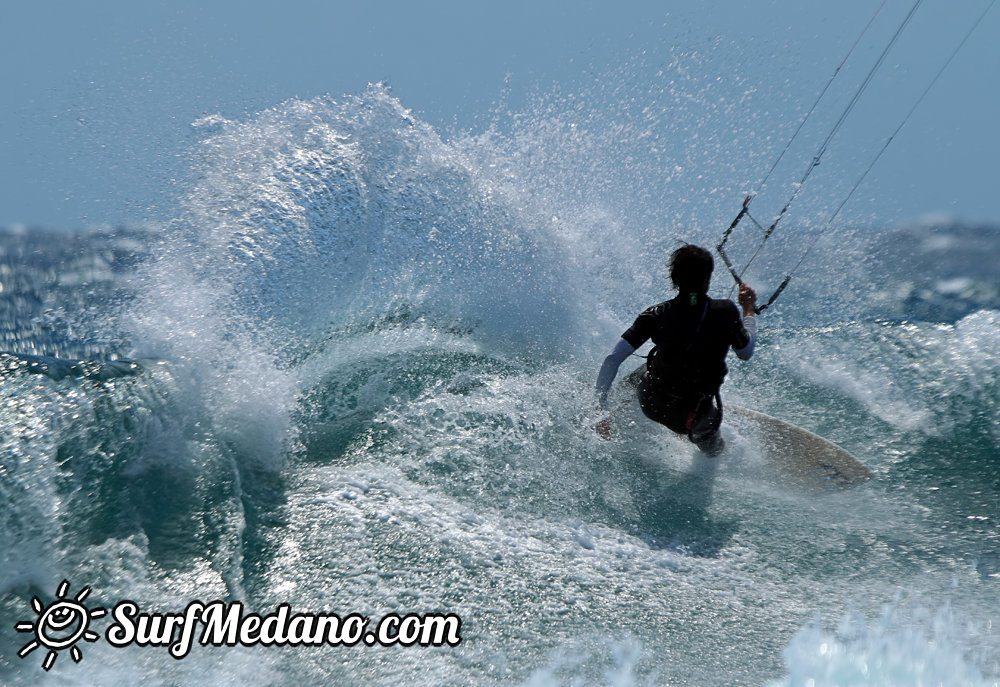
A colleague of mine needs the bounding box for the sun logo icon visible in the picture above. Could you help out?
[15,580,106,671]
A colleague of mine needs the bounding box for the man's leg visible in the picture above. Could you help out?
[637,375,690,435]
[689,398,725,456]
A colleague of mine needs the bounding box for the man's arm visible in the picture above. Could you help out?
[596,338,636,410]
[734,283,757,361]
[592,337,638,440]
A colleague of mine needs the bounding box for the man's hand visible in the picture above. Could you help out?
[738,282,757,317]
[593,415,613,440]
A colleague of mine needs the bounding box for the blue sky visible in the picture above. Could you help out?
[1,0,997,229]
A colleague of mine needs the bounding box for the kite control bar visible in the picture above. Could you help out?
[715,195,790,315]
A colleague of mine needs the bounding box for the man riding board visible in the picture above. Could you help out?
[594,244,757,455]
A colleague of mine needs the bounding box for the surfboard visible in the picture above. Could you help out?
[605,364,872,489]
[725,404,873,490]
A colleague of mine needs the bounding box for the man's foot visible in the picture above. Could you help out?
[695,433,725,457]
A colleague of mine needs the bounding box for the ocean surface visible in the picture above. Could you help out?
[1,85,999,685]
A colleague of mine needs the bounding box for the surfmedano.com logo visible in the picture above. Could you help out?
[15,581,106,671]
[16,580,461,671]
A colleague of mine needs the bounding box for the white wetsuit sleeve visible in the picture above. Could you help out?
[734,315,756,360]
[596,338,636,410]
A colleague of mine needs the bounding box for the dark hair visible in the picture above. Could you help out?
[669,244,714,293]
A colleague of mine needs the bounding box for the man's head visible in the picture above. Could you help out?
[669,244,714,294]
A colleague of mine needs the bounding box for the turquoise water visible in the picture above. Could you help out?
[1,85,998,685]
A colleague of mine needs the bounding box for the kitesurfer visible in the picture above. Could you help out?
[594,244,757,455]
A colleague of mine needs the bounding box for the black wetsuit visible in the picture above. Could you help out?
[621,294,752,453]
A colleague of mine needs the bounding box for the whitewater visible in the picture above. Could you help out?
[1,82,998,685]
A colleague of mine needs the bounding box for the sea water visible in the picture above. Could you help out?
[1,83,998,685]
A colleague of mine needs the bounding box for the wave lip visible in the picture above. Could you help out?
[0,351,142,381]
